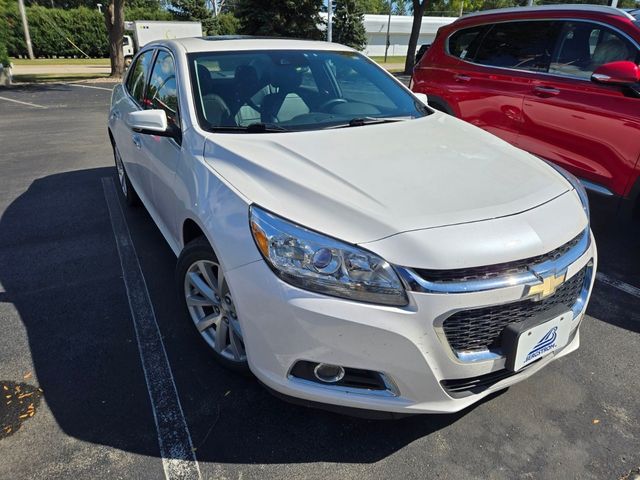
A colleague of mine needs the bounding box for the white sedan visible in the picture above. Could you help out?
[108,37,597,415]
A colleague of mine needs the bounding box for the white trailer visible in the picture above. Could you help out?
[122,21,203,65]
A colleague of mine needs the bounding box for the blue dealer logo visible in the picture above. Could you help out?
[525,327,558,362]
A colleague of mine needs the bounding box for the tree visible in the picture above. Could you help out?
[393,0,408,14]
[104,0,125,77]
[357,0,387,13]
[334,0,367,50]
[404,0,428,74]
[235,0,324,40]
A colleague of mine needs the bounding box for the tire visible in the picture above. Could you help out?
[112,141,140,206]
[176,237,250,375]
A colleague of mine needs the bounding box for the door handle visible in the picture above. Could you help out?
[454,74,471,82]
[533,86,560,97]
[132,134,142,150]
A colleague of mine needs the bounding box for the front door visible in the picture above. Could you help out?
[139,49,182,242]
[518,20,640,197]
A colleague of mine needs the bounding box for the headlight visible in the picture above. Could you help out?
[249,206,408,307]
[546,162,590,221]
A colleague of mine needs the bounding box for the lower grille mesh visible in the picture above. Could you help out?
[442,267,587,352]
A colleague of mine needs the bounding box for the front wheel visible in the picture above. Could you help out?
[177,237,250,374]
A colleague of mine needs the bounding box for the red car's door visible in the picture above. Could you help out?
[419,20,562,144]
[518,20,640,197]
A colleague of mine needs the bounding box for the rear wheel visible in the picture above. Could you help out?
[177,237,250,374]
[112,142,139,206]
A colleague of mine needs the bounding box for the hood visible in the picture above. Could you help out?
[203,112,571,244]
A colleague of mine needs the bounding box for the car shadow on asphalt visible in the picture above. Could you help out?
[1,166,637,465]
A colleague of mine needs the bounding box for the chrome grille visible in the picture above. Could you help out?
[442,266,587,353]
[415,231,585,284]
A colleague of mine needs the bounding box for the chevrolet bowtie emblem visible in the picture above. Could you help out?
[526,271,567,300]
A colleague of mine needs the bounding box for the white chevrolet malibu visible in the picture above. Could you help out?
[108,37,597,416]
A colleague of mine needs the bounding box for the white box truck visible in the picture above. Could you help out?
[123,21,203,66]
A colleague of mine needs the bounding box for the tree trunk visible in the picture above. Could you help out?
[104,0,125,78]
[404,0,428,75]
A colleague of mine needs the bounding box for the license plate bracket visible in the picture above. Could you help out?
[502,304,573,372]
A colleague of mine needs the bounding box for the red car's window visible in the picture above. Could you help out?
[549,21,639,80]
[474,21,562,72]
[448,25,485,60]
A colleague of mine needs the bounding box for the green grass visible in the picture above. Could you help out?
[12,73,111,83]
[370,55,406,64]
[10,57,110,65]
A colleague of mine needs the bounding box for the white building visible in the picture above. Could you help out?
[362,15,457,57]
[321,13,457,56]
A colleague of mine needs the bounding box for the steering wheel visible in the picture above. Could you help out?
[319,98,347,112]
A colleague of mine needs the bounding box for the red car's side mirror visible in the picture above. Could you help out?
[591,61,640,86]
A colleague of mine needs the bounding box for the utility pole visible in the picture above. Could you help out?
[527,0,534,6]
[384,1,391,62]
[327,0,333,42]
[17,0,34,60]
[609,0,618,7]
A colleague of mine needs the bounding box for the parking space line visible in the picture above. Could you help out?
[596,272,640,299]
[0,95,47,109]
[67,83,113,92]
[102,177,201,480]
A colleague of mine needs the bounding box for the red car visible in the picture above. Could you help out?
[412,5,640,217]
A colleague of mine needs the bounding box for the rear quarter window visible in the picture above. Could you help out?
[448,25,485,60]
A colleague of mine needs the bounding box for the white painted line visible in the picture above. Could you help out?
[0,95,47,109]
[596,272,640,299]
[67,83,113,91]
[102,177,201,480]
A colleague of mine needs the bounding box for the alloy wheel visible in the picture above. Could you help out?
[183,260,246,362]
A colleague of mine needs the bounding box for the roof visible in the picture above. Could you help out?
[460,4,635,21]
[160,36,355,54]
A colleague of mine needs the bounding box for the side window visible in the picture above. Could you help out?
[474,21,561,72]
[550,22,639,80]
[145,51,180,133]
[126,50,154,104]
[448,25,485,60]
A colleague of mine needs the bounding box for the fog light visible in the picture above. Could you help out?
[313,363,345,383]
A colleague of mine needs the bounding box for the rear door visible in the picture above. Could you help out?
[518,20,640,197]
[439,21,561,144]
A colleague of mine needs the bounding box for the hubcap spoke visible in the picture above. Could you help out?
[196,312,220,332]
[214,319,228,352]
[188,272,218,305]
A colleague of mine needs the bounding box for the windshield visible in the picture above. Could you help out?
[188,49,430,132]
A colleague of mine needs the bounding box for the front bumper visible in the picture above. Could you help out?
[225,231,597,414]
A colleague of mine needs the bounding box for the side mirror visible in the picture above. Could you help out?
[413,92,430,107]
[126,109,170,136]
[591,61,640,86]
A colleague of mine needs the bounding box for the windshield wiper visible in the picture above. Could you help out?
[209,122,289,133]
[326,116,412,129]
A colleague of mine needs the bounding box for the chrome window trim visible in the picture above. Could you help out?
[397,227,590,294]
[445,18,640,83]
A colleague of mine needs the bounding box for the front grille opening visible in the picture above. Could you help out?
[416,231,585,283]
[289,360,388,391]
[442,266,587,352]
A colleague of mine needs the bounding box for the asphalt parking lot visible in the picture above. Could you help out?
[0,83,639,480]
